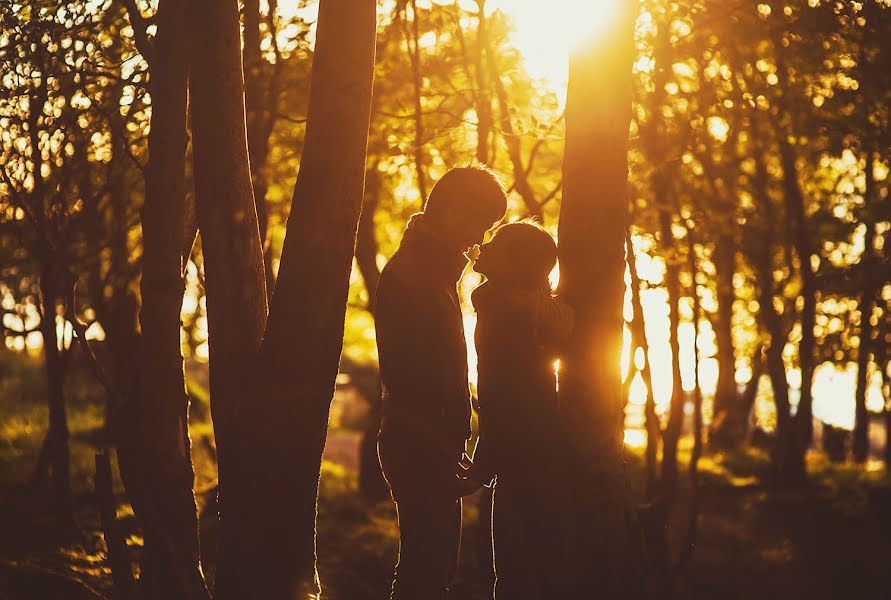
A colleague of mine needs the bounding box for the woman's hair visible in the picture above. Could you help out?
[424,162,507,225]
[489,220,557,285]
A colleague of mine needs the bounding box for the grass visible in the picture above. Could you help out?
[1,351,890,599]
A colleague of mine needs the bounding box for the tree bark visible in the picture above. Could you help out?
[402,0,428,205]
[779,136,817,472]
[750,147,797,479]
[556,3,640,594]
[626,225,659,498]
[38,286,73,525]
[710,233,744,447]
[186,0,269,596]
[355,168,388,502]
[853,152,877,463]
[472,0,492,163]
[213,0,377,595]
[133,0,209,595]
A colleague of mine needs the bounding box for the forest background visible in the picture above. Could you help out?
[0,0,890,598]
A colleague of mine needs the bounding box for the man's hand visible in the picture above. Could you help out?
[449,454,492,498]
[450,473,484,498]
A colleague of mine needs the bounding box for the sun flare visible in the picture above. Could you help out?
[489,0,620,82]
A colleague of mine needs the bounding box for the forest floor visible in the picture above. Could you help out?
[1,354,890,599]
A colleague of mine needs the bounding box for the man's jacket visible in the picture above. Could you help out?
[375,215,472,460]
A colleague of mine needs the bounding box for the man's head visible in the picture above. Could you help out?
[473,220,557,287]
[423,164,508,253]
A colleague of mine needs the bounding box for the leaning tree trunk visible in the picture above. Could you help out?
[131,0,209,596]
[186,0,269,597]
[556,3,640,596]
[234,1,376,596]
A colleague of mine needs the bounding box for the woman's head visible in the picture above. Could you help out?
[473,220,557,287]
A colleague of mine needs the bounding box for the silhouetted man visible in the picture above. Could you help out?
[375,165,507,599]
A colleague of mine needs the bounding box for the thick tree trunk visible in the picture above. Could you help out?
[132,0,209,596]
[556,4,640,595]
[216,0,377,596]
[186,0,269,597]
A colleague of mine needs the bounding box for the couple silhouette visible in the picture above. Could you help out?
[375,165,574,599]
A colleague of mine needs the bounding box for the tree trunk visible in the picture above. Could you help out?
[853,152,877,464]
[243,0,278,295]
[186,0,269,596]
[710,233,744,447]
[779,136,817,473]
[402,0,428,205]
[626,225,658,497]
[133,0,209,595]
[38,287,73,525]
[482,9,541,219]
[556,3,640,595]
[678,226,703,570]
[647,11,684,502]
[216,0,377,595]
[355,168,388,502]
[750,149,798,479]
[472,0,492,163]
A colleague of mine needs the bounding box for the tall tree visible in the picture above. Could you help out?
[131,0,209,596]
[556,2,640,595]
[186,0,377,596]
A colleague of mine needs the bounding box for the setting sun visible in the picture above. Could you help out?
[489,0,620,81]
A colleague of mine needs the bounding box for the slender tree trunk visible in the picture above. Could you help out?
[472,0,492,163]
[779,136,817,474]
[38,286,73,525]
[678,226,703,570]
[355,168,382,311]
[355,167,388,502]
[751,149,796,479]
[647,11,684,501]
[853,152,877,464]
[132,0,209,596]
[402,0,428,205]
[626,225,659,497]
[711,233,744,447]
[882,357,891,468]
[243,0,278,294]
[482,12,541,219]
[556,3,640,595]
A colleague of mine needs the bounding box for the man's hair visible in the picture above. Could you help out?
[490,220,558,284]
[424,163,507,224]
